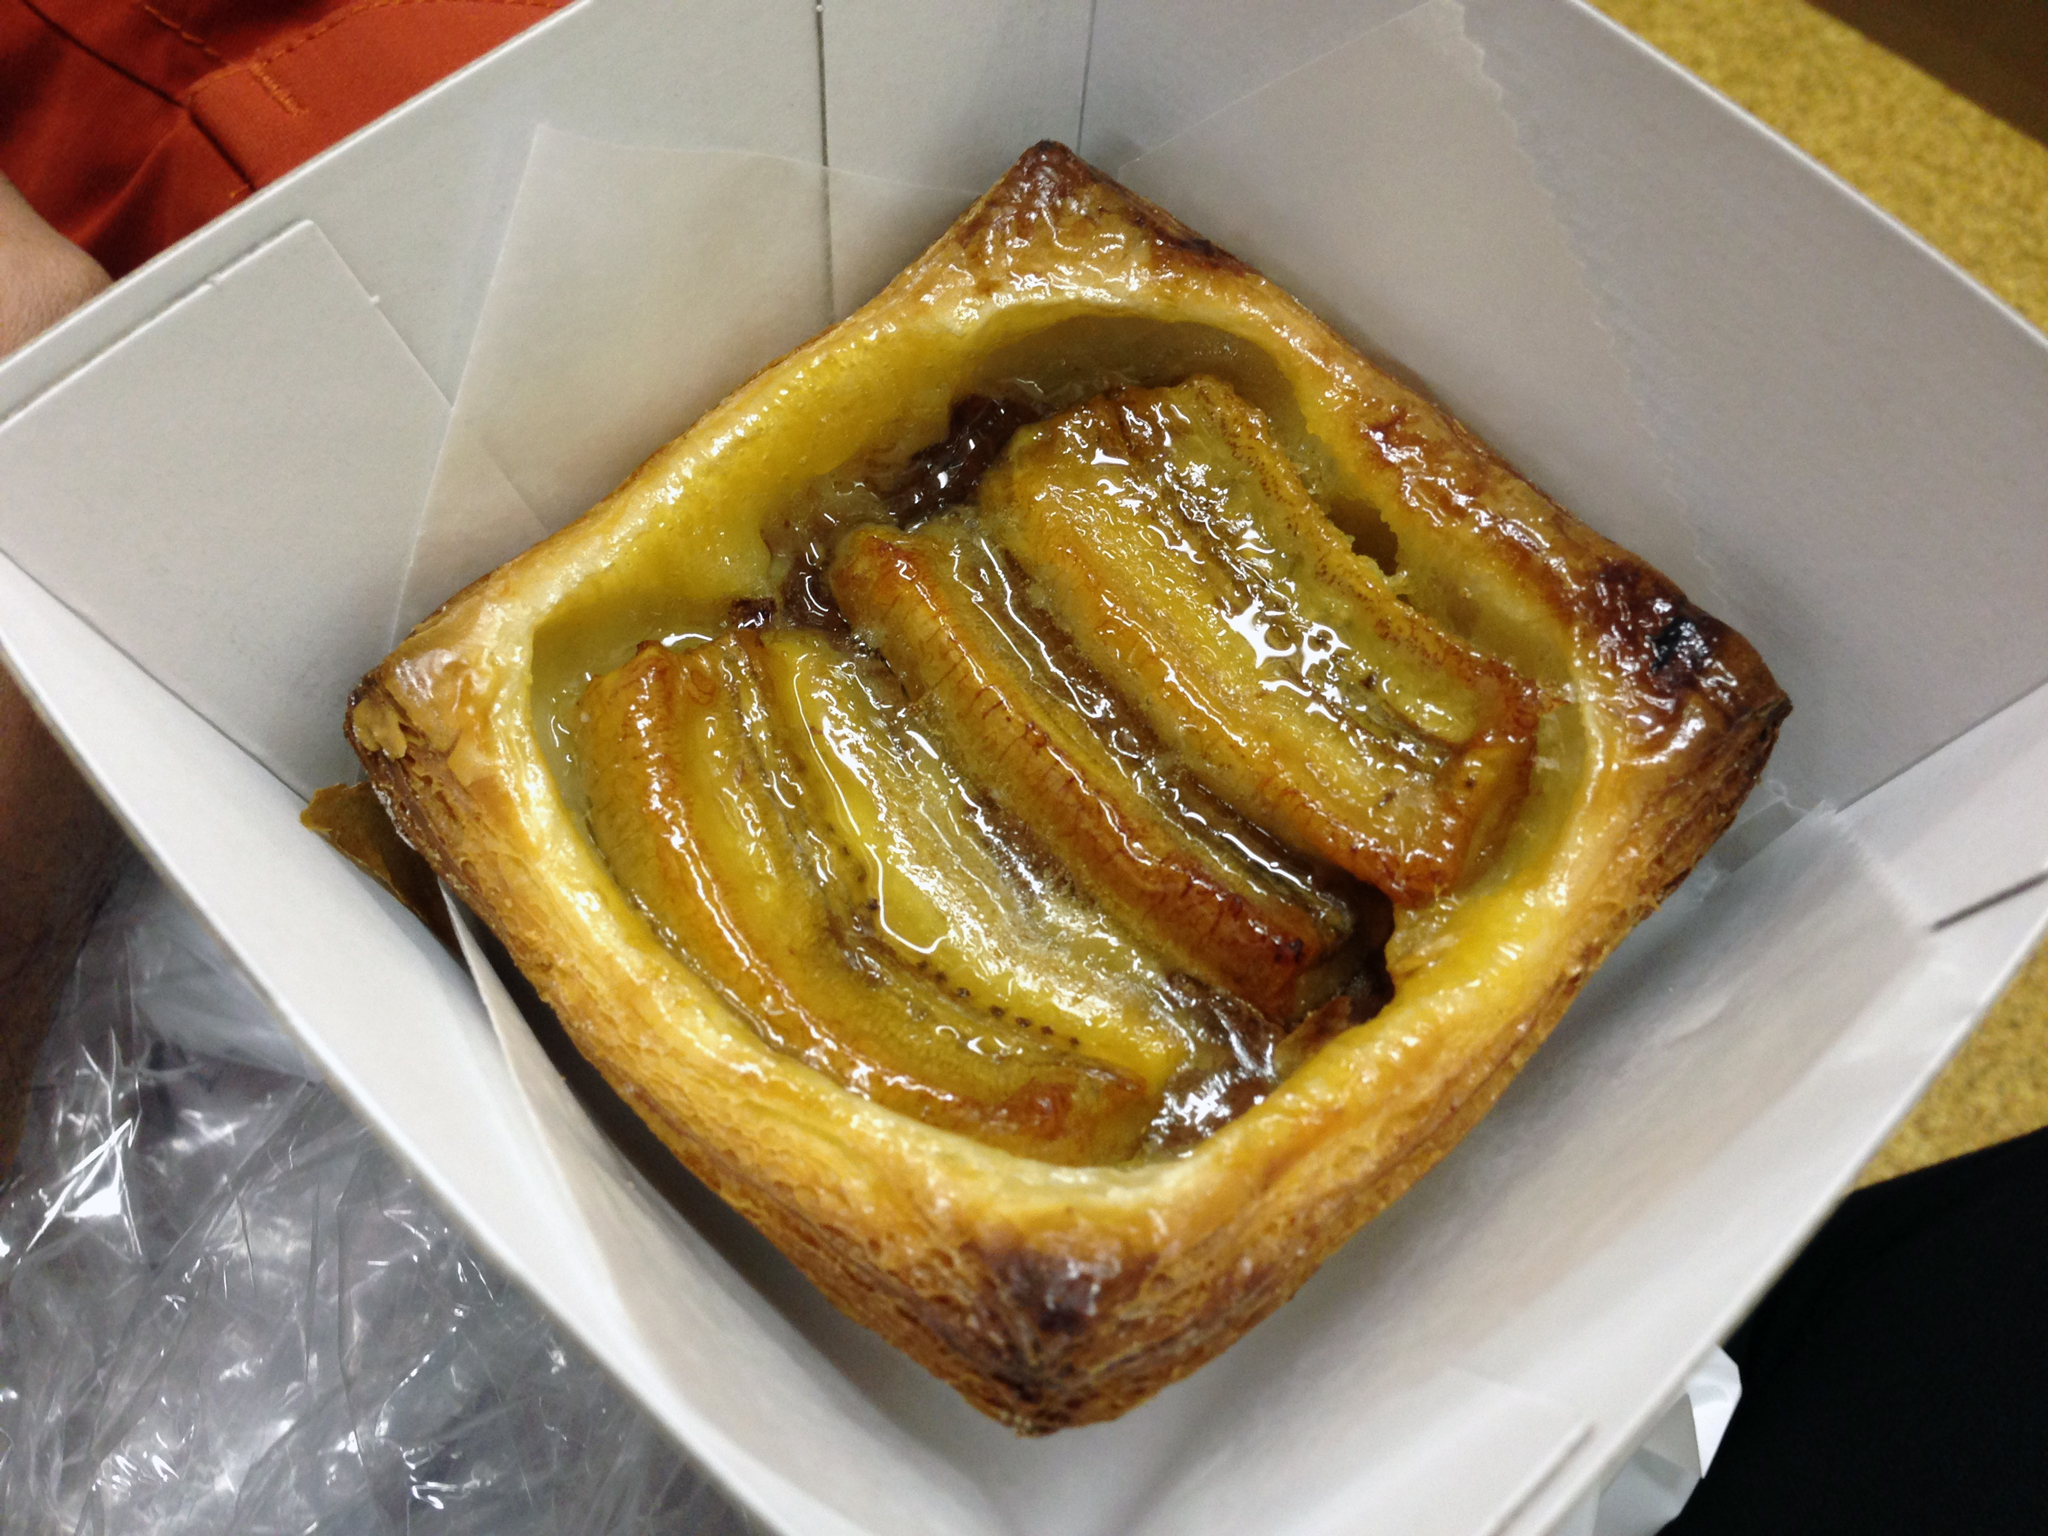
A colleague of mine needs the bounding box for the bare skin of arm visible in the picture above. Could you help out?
[0,175,127,1172]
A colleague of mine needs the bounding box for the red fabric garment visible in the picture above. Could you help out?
[0,0,566,276]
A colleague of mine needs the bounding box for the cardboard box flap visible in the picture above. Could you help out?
[400,416,549,638]
[1125,1369,1588,1536]
[1843,678,2048,928]
[823,171,977,321]
[436,132,834,540]
[1078,0,1432,169]
[0,222,448,795]
[1464,0,2048,809]
[299,0,826,399]
[819,0,1090,191]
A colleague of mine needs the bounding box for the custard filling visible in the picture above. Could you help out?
[575,377,1540,1164]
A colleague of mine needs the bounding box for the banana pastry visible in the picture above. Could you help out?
[346,142,1788,1432]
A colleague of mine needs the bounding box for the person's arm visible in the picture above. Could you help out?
[0,174,128,1171]
[0,175,107,345]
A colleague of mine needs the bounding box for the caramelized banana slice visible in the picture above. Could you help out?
[579,635,1153,1165]
[831,522,1357,1019]
[980,377,1540,905]
[752,628,1207,1095]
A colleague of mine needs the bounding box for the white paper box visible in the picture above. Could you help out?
[3,1,2046,1531]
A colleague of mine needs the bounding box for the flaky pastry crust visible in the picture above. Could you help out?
[347,143,1787,1432]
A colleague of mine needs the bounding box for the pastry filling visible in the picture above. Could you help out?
[573,377,1540,1164]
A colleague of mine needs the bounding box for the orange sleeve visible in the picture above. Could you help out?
[0,0,566,276]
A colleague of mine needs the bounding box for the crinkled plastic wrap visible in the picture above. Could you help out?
[0,865,756,1535]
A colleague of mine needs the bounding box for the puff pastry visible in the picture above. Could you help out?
[346,143,1788,1432]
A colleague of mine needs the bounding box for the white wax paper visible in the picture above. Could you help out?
[432,129,832,536]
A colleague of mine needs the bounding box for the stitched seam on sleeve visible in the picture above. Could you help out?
[246,0,559,71]
[14,0,183,105]
[133,1,226,63]
[242,59,305,114]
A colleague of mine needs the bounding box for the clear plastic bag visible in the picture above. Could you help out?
[0,864,757,1535]
[0,862,1738,1536]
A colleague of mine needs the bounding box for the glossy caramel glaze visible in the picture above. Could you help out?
[581,618,1358,1156]
[579,631,1156,1165]
[828,521,1363,1024]
[346,143,1788,1433]
[979,377,1540,905]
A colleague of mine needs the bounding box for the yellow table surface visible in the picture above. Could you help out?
[1589,0,2048,1184]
